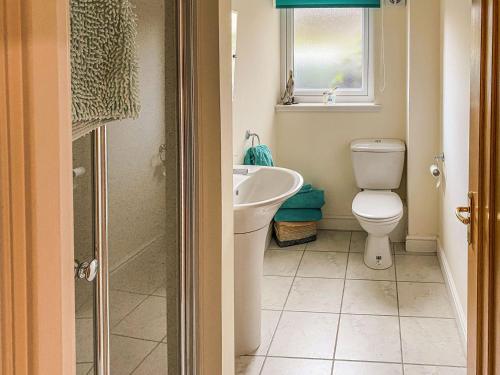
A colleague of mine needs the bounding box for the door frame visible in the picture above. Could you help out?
[0,0,75,374]
[0,0,225,374]
[468,0,499,374]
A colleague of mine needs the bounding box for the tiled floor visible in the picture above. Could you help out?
[76,238,168,375]
[237,230,467,375]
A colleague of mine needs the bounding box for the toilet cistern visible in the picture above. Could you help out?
[350,139,406,269]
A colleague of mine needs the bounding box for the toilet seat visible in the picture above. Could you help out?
[352,191,403,222]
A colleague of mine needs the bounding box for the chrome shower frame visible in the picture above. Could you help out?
[88,0,199,373]
[93,127,110,375]
[178,0,198,373]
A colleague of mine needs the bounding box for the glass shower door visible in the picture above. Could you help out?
[74,129,110,375]
[73,125,170,375]
[72,0,174,373]
[73,134,97,375]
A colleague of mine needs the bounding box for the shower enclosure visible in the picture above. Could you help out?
[72,0,195,373]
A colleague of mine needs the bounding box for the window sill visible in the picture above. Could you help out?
[275,103,382,113]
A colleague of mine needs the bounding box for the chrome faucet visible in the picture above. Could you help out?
[233,168,249,175]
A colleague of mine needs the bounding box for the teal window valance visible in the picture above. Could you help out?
[275,0,380,8]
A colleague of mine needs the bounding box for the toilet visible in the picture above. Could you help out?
[350,139,406,270]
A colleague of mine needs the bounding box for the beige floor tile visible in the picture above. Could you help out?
[342,280,398,315]
[75,281,94,319]
[306,231,351,252]
[110,335,156,374]
[236,356,265,375]
[232,221,465,374]
[269,238,307,251]
[111,244,166,295]
[261,357,332,375]
[400,317,466,366]
[133,343,168,374]
[333,361,403,375]
[269,311,339,359]
[262,276,293,310]
[249,310,281,356]
[151,285,167,297]
[346,253,396,281]
[404,365,467,375]
[110,291,150,327]
[77,291,149,327]
[112,296,167,342]
[297,251,348,278]
[285,277,344,313]
[398,282,454,318]
[395,255,444,282]
[393,242,407,254]
[76,363,93,375]
[75,295,94,320]
[349,231,367,253]
[264,250,304,276]
[76,318,95,363]
[335,315,401,363]
[75,281,94,315]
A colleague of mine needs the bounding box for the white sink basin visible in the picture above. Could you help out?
[233,165,303,234]
[233,165,303,356]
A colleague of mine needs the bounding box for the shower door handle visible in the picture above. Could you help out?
[75,259,99,282]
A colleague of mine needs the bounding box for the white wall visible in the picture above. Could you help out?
[276,7,408,231]
[439,0,471,332]
[220,0,235,373]
[232,0,281,164]
[107,0,167,269]
[406,0,441,251]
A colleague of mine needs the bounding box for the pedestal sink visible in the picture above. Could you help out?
[233,165,303,356]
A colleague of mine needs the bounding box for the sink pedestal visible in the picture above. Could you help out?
[234,225,269,356]
[232,165,303,356]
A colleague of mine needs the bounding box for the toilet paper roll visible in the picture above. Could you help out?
[430,164,441,188]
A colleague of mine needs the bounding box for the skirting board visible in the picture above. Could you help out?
[319,215,362,231]
[437,239,467,349]
[320,212,407,243]
[406,235,437,253]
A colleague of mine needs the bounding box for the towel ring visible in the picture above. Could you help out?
[245,130,261,147]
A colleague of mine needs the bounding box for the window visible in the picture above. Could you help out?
[283,8,373,103]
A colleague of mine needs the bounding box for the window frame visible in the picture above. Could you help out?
[281,8,374,103]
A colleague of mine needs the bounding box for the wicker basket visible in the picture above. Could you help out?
[274,221,317,247]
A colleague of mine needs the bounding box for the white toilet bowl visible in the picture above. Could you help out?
[352,190,403,269]
[350,138,406,269]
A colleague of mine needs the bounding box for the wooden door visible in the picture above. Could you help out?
[467,0,499,373]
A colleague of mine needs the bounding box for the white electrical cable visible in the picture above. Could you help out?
[379,0,386,93]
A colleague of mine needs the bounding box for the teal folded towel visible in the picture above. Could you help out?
[281,186,325,209]
[244,145,274,166]
[298,184,312,193]
[274,208,323,222]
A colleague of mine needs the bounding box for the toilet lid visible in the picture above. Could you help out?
[352,191,403,221]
